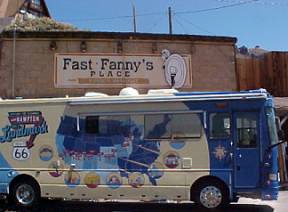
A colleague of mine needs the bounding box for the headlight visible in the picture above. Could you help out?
[269,173,278,181]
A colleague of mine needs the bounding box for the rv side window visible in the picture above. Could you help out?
[99,115,130,136]
[145,114,171,139]
[85,116,99,134]
[209,113,230,139]
[172,114,202,138]
[85,115,131,135]
[145,113,202,139]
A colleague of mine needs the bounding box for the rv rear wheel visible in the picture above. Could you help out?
[193,180,229,209]
[10,178,40,208]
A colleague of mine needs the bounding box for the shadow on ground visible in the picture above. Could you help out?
[0,199,274,212]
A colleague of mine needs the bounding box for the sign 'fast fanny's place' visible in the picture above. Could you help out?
[54,52,192,88]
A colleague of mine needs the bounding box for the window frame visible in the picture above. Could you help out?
[78,110,206,140]
[209,112,231,139]
[235,112,258,149]
[84,114,131,135]
[31,0,41,7]
[144,111,204,140]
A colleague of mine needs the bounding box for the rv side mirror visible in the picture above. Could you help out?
[278,130,285,141]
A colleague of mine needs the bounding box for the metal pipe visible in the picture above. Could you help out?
[12,26,16,98]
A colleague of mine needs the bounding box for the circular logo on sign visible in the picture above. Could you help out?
[128,172,145,188]
[169,140,186,150]
[162,50,187,88]
[84,172,100,189]
[64,171,80,188]
[48,161,64,177]
[39,145,53,161]
[106,173,122,189]
[163,151,180,169]
[148,162,164,179]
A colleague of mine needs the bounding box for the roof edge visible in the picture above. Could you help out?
[1,30,237,43]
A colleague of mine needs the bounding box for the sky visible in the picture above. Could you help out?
[45,0,288,51]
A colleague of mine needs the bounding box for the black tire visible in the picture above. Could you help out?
[9,178,40,209]
[193,179,229,209]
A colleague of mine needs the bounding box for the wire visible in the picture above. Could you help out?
[175,14,215,34]
[173,14,231,59]
[144,15,166,32]
[175,0,259,15]
[59,11,165,23]
[174,15,188,34]
[213,0,288,6]
[58,0,259,23]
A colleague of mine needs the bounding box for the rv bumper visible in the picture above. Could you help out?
[261,181,279,200]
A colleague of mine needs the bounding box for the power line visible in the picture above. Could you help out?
[175,0,259,15]
[175,14,215,34]
[174,15,189,34]
[144,16,166,32]
[214,0,288,6]
[58,0,259,23]
[59,11,165,23]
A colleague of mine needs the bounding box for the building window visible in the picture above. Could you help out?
[29,10,40,17]
[31,0,41,7]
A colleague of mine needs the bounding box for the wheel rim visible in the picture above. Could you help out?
[199,186,222,208]
[15,184,35,206]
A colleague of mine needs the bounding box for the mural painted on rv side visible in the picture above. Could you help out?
[55,115,175,188]
[0,105,209,192]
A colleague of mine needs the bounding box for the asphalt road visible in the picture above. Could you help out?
[1,191,287,212]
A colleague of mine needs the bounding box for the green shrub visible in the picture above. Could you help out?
[4,16,77,31]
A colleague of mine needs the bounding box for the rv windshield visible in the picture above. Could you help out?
[266,107,278,145]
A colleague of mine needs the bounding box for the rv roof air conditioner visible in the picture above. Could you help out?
[84,92,108,97]
[147,89,179,95]
[119,87,139,96]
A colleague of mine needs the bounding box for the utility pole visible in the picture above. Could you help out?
[168,7,173,34]
[132,4,137,33]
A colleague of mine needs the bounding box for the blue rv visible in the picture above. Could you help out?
[0,88,280,209]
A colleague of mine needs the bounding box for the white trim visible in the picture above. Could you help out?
[69,93,267,106]
[76,115,80,132]
[78,110,204,117]
[203,111,207,129]
[0,91,268,106]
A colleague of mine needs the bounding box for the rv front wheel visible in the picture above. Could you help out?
[193,179,229,209]
[10,178,40,208]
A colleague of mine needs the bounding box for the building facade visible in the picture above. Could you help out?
[0,31,237,98]
[0,0,50,18]
[0,0,50,32]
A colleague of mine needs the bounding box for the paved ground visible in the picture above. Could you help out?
[235,190,288,212]
[0,191,287,212]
